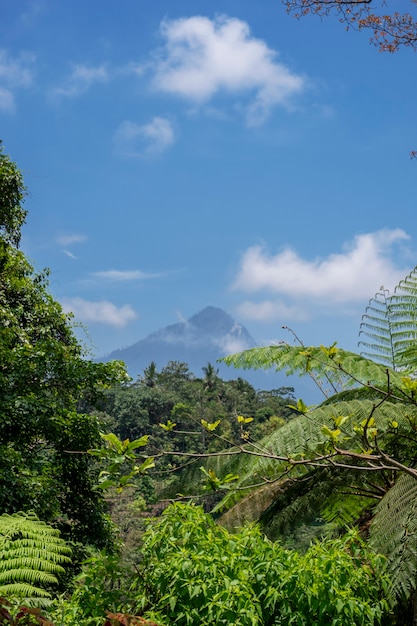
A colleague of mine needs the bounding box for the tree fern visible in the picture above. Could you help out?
[213,265,417,608]
[0,511,71,606]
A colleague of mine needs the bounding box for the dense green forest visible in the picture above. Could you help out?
[3,142,417,625]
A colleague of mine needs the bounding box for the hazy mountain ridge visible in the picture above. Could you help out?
[100,306,317,398]
[101,306,257,380]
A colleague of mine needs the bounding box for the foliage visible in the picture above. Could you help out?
[99,363,295,505]
[89,433,154,492]
[51,551,132,626]
[0,597,53,626]
[104,614,160,626]
[136,502,390,626]
[0,512,71,607]
[0,143,27,247]
[369,474,417,602]
[282,0,417,53]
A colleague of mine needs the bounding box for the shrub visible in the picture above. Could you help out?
[136,502,391,625]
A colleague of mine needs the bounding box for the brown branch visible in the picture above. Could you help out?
[283,1,417,52]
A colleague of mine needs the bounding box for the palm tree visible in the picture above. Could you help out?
[202,362,219,393]
[142,361,158,388]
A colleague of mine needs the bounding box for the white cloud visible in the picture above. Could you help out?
[214,335,253,355]
[61,297,137,327]
[0,50,35,112]
[233,229,410,304]
[91,269,159,281]
[237,299,310,322]
[52,63,108,98]
[114,117,175,157]
[151,15,305,125]
[56,233,87,246]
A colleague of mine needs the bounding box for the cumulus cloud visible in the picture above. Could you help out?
[233,229,408,319]
[61,297,137,327]
[113,117,175,157]
[91,269,159,281]
[0,50,35,112]
[150,15,305,125]
[51,63,109,98]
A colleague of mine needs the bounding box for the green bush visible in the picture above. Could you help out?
[51,551,133,626]
[136,502,390,625]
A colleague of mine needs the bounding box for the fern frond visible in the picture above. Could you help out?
[370,474,417,601]
[222,346,405,397]
[321,493,374,526]
[214,399,417,517]
[360,267,417,372]
[0,583,51,597]
[0,512,71,606]
[0,569,58,584]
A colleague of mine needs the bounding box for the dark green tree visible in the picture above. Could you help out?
[0,143,27,247]
[0,144,127,547]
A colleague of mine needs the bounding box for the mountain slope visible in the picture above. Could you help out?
[102,306,257,380]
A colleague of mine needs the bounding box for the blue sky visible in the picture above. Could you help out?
[2,0,416,367]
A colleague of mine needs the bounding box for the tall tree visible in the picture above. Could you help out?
[0,142,27,247]
[0,144,127,547]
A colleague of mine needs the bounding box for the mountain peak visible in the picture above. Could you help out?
[102,306,256,379]
[188,306,238,334]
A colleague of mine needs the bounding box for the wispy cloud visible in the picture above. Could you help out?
[0,50,35,112]
[62,249,78,259]
[113,117,175,157]
[149,15,305,125]
[51,63,109,99]
[233,229,411,321]
[91,269,160,281]
[56,233,87,246]
[61,297,137,327]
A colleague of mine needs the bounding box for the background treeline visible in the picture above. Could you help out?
[98,360,296,500]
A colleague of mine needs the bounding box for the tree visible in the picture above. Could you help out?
[0,142,27,247]
[0,144,127,547]
[282,1,417,52]
[140,362,158,388]
[201,362,219,394]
